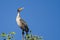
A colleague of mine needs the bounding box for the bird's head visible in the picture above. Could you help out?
[17,7,24,12]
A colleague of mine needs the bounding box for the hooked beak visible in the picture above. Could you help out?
[17,7,24,12]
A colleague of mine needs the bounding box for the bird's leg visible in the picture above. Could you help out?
[22,30,24,40]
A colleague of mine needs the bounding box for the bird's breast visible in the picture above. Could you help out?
[16,17,22,27]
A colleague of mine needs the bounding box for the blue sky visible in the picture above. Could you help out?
[0,0,60,40]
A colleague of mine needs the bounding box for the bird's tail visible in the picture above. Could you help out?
[24,26,29,35]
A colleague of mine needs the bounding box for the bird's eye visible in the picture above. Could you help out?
[17,9,20,12]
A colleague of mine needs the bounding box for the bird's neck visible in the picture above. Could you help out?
[17,12,21,19]
[17,12,20,16]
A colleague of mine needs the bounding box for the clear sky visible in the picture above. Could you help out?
[0,0,60,40]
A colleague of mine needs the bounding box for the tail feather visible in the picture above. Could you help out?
[24,26,29,35]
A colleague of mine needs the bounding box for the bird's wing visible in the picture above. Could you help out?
[20,19,29,32]
[20,19,28,26]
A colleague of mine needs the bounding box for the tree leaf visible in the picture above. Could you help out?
[1,33,6,37]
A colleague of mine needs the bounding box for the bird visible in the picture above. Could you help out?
[16,7,29,36]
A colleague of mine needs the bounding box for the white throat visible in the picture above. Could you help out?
[17,12,21,19]
[16,12,21,27]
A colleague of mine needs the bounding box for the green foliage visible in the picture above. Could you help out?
[9,32,16,35]
[0,32,43,40]
[25,34,43,40]
[0,32,16,40]
[24,30,43,40]
[0,33,7,37]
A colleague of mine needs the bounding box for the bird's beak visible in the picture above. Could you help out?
[17,7,24,12]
